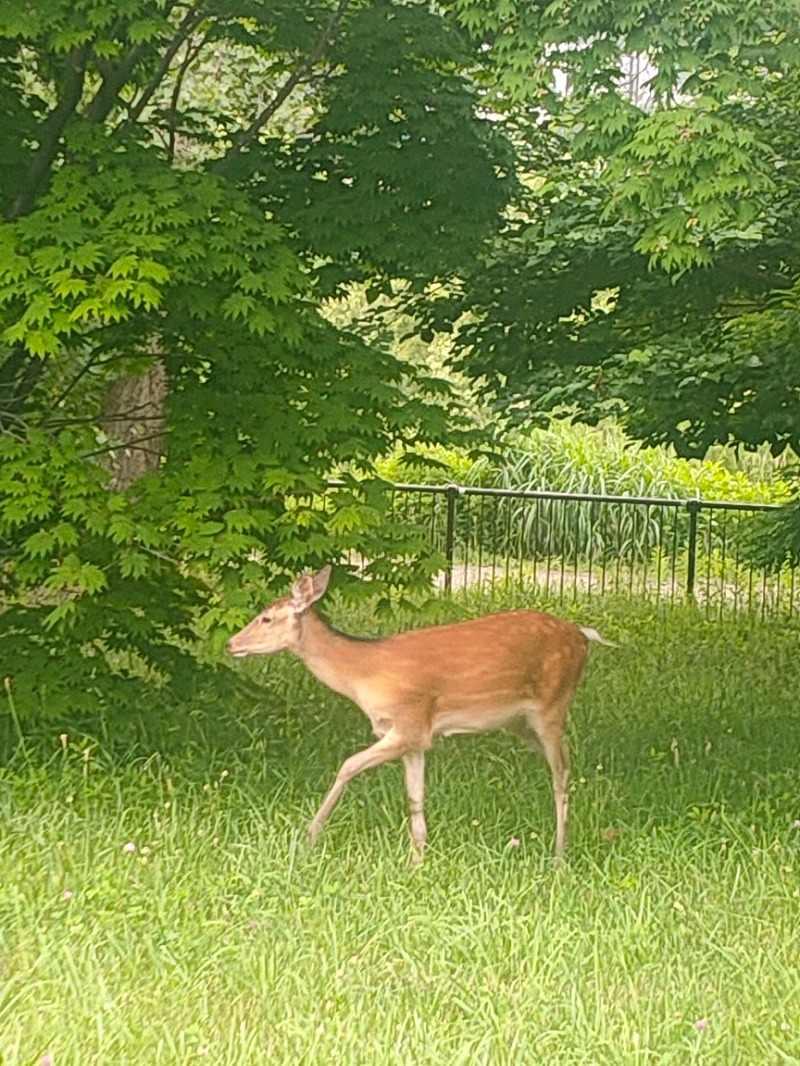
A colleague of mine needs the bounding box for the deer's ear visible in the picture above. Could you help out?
[291,565,331,612]
[310,565,332,599]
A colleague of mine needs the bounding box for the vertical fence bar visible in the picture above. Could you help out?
[558,499,568,604]
[731,509,741,617]
[686,499,700,601]
[573,501,582,602]
[788,566,796,619]
[443,484,458,593]
[477,492,485,586]
[507,492,514,588]
[461,495,472,592]
[719,511,729,619]
[428,490,439,560]
[654,506,664,607]
[518,498,526,588]
[670,506,680,604]
[586,499,596,600]
[704,507,715,618]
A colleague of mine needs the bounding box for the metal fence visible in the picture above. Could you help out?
[344,481,798,618]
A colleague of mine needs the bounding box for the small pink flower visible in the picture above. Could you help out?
[123,841,136,854]
[694,1018,708,1031]
[62,890,73,901]
[39,1055,53,1066]
[507,837,521,848]
[792,819,800,829]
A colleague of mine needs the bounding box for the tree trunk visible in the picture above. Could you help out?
[100,361,167,490]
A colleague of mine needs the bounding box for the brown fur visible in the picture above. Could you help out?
[228,565,611,861]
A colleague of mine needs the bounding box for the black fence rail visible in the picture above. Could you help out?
[332,481,798,618]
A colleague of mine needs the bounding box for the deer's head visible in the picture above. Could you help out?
[227,565,331,658]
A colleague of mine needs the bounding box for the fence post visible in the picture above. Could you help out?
[686,499,700,600]
[444,484,459,593]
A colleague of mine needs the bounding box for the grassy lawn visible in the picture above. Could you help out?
[2,598,799,1065]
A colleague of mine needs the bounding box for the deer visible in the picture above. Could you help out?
[227,565,616,861]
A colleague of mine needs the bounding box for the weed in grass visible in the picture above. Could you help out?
[1,599,800,1064]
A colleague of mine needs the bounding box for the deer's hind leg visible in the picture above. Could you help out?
[403,750,427,863]
[511,708,571,860]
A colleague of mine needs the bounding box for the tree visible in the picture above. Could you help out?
[0,0,514,720]
[440,0,800,460]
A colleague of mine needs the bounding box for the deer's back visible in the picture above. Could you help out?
[350,610,588,733]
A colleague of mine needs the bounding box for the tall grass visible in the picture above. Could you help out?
[2,596,800,1065]
[374,422,796,581]
[378,420,792,504]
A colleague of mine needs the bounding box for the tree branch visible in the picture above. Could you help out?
[211,0,351,177]
[79,430,167,462]
[7,44,91,221]
[127,6,207,125]
[46,350,113,414]
[85,41,147,124]
[167,31,212,161]
[0,347,51,434]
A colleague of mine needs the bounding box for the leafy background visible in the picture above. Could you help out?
[1,0,799,724]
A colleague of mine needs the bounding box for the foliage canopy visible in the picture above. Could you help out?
[0,0,513,716]
[2,0,799,718]
[442,0,800,462]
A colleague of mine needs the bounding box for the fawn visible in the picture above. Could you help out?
[228,565,615,860]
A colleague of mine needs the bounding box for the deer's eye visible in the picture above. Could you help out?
[260,614,272,625]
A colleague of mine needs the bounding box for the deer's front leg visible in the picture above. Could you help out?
[308,731,410,843]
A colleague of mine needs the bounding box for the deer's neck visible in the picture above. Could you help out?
[295,610,376,700]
